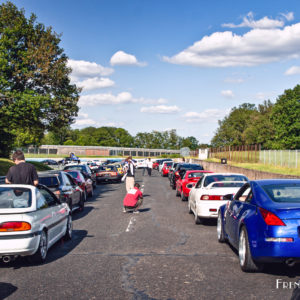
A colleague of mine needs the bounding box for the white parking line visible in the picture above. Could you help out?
[126,217,135,232]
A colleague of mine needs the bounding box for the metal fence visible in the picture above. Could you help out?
[209,145,299,169]
[259,150,299,169]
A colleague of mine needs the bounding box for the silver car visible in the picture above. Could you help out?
[0,184,72,264]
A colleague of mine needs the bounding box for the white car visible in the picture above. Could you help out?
[135,159,147,169]
[0,184,72,264]
[188,173,248,224]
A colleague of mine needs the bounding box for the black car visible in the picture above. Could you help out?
[62,164,96,188]
[170,163,204,189]
[41,159,59,166]
[38,170,84,212]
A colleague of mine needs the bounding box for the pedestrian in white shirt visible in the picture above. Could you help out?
[146,158,153,176]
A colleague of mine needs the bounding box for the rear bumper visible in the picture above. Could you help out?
[0,233,40,257]
[196,200,227,218]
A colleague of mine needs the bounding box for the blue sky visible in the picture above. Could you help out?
[5,0,300,143]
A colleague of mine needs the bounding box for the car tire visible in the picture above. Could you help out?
[88,187,93,198]
[79,195,84,210]
[194,209,203,224]
[188,200,193,214]
[64,215,73,241]
[30,230,48,264]
[217,212,226,243]
[239,227,262,272]
[175,188,180,197]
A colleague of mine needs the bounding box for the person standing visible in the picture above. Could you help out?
[5,150,39,186]
[124,156,135,192]
[146,158,153,176]
[123,182,143,213]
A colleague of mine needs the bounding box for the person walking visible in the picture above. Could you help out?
[5,150,39,186]
[146,158,153,176]
[123,183,143,213]
[124,156,135,192]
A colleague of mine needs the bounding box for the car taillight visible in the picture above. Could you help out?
[259,208,286,226]
[175,171,179,176]
[113,172,118,176]
[201,195,223,200]
[0,222,31,232]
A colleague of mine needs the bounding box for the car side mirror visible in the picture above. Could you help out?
[223,194,234,201]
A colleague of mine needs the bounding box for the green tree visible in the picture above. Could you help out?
[211,103,257,147]
[181,136,199,150]
[270,85,300,149]
[0,2,80,156]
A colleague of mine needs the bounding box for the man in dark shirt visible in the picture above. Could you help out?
[5,150,39,186]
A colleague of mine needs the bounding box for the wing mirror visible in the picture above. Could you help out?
[223,194,234,201]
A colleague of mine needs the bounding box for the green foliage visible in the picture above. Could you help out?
[271,85,300,149]
[0,2,80,156]
[211,103,257,147]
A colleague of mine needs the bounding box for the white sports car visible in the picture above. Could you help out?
[188,173,248,224]
[0,184,72,264]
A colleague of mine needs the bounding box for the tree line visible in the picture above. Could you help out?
[42,127,201,150]
[211,84,300,150]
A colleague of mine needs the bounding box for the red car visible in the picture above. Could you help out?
[175,170,213,201]
[64,169,94,200]
[161,161,173,177]
[152,159,162,170]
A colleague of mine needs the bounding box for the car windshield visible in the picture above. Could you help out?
[0,187,32,208]
[210,182,245,188]
[204,175,247,187]
[39,176,59,187]
[65,165,85,172]
[262,183,300,203]
[66,171,79,179]
[188,172,205,178]
[164,162,173,167]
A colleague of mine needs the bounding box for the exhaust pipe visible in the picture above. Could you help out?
[286,258,296,267]
[2,256,11,263]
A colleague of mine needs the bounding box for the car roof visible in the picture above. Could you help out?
[253,179,300,186]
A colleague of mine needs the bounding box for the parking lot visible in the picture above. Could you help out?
[0,169,299,300]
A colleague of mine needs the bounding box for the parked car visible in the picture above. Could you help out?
[40,159,59,166]
[188,173,248,224]
[170,163,204,189]
[62,164,96,188]
[175,170,213,201]
[0,184,72,264]
[161,161,174,177]
[64,169,94,199]
[217,179,300,272]
[152,159,163,170]
[135,159,147,169]
[168,162,179,182]
[158,159,173,173]
[112,162,125,175]
[58,157,81,165]
[86,161,99,170]
[38,171,84,212]
[96,165,122,183]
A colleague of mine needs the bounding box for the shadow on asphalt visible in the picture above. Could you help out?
[0,282,18,299]
[72,206,94,221]
[0,230,88,269]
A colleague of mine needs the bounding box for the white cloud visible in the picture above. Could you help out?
[68,59,114,77]
[140,105,180,114]
[163,22,300,68]
[183,109,230,123]
[285,65,300,75]
[221,90,235,98]
[110,50,147,66]
[138,97,168,105]
[74,77,115,90]
[79,92,135,106]
[222,12,285,29]
[224,78,244,84]
[281,12,294,22]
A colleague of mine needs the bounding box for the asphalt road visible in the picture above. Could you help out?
[1,169,300,300]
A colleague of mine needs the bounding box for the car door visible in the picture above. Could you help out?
[189,176,204,212]
[39,186,67,241]
[35,189,56,244]
[65,173,81,207]
[225,183,252,247]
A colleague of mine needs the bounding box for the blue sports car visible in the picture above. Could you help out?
[217,179,300,272]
